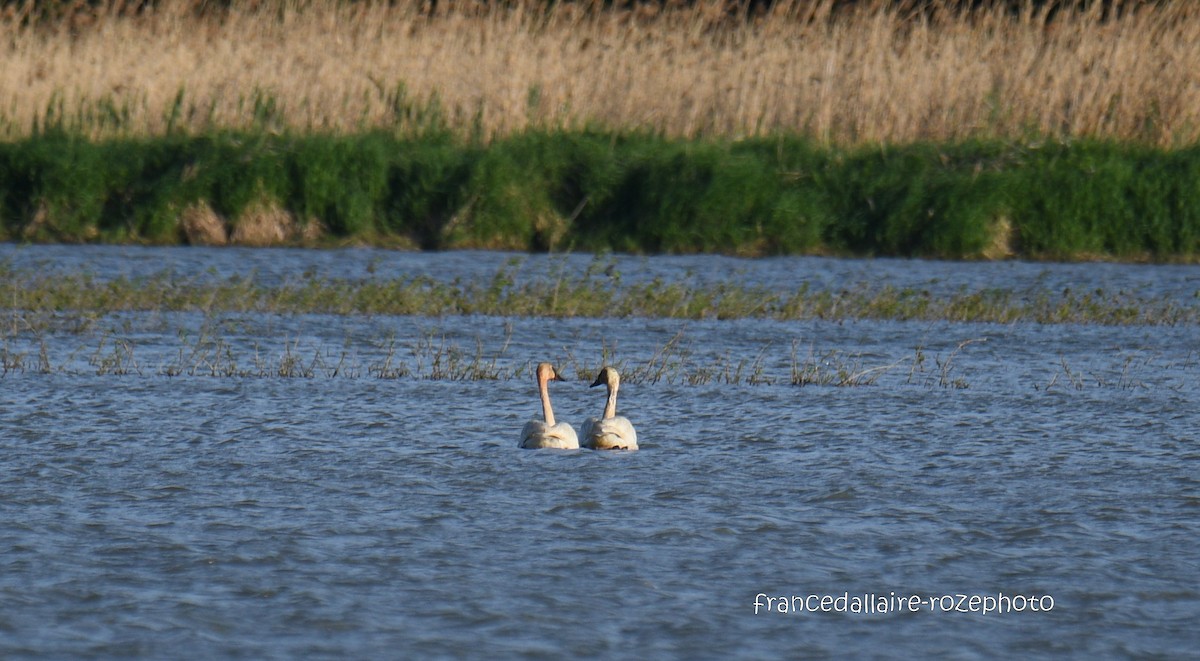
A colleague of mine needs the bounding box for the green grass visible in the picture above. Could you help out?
[4,128,1200,260]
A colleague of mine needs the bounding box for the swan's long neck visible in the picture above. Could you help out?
[540,375,557,427]
[603,381,618,420]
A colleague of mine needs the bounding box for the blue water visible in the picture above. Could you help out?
[2,246,1199,659]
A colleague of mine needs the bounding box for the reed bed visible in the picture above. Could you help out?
[1,1,1198,145]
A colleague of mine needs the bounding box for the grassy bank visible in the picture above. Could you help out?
[5,1,1200,260]
[2,1,1198,146]
[3,130,1200,260]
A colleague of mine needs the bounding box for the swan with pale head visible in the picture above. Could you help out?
[519,362,579,449]
[581,366,638,451]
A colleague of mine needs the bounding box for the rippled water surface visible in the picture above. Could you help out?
[2,245,1199,659]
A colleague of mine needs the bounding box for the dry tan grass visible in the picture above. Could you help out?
[228,197,294,246]
[178,197,328,246]
[179,201,227,246]
[1,1,1198,145]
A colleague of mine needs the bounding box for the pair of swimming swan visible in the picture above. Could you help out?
[519,363,639,451]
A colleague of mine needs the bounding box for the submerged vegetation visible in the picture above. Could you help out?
[2,258,1194,389]
[2,311,1192,393]
[1,259,1195,325]
[4,132,1200,260]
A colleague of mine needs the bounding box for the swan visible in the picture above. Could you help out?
[581,366,638,451]
[519,362,579,449]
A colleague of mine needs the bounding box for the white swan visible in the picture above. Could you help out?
[581,366,638,451]
[519,362,579,449]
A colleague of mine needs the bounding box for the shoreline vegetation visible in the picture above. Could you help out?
[2,1,1200,260]
[4,131,1200,260]
[4,1,1197,145]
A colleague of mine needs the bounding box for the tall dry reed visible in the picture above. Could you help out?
[1,0,1198,145]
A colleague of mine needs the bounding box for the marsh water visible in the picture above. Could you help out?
[1,245,1198,659]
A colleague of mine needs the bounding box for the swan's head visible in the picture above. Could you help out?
[589,366,620,389]
[536,362,567,384]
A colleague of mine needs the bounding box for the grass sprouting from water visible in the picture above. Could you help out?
[1,259,1196,326]
[6,318,1199,395]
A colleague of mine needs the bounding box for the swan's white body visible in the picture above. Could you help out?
[582,366,638,451]
[519,363,579,449]
[581,416,638,451]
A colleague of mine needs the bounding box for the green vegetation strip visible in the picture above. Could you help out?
[1,263,1194,325]
[4,130,1200,260]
